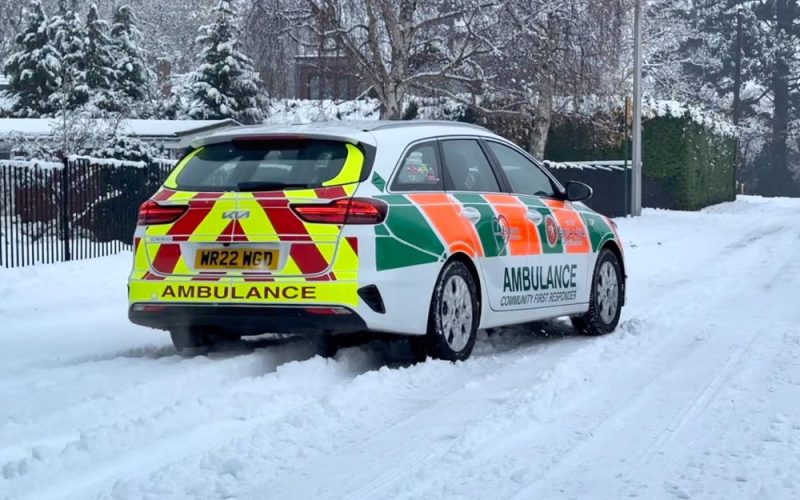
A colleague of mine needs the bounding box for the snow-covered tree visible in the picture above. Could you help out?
[109,5,154,108]
[650,0,799,196]
[749,0,800,196]
[294,0,500,120]
[49,0,88,111]
[83,4,117,112]
[3,0,62,117]
[187,0,266,124]
[472,0,628,158]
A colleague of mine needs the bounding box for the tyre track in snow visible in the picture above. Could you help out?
[223,212,795,500]
[334,208,800,499]
[504,214,800,498]
[89,208,787,499]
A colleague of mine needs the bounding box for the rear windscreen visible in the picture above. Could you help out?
[174,139,364,191]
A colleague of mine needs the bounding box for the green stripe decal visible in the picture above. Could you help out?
[452,193,505,257]
[518,195,563,254]
[372,172,387,192]
[376,238,439,270]
[580,212,613,252]
[374,194,446,271]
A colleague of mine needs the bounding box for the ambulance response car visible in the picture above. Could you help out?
[128,121,625,361]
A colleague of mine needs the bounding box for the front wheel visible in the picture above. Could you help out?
[571,248,623,336]
[410,260,479,362]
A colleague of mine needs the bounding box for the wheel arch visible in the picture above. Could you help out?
[442,252,483,316]
[599,240,626,304]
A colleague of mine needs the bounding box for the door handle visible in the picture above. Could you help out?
[461,207,481,224]
[527,210,543,225]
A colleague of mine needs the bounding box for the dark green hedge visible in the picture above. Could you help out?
[642,116,736,211]
[414,98,737,212]
[543,114,735,211]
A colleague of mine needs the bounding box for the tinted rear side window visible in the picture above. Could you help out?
[174,140,364,191]
[441,139,500,193]
[390,142,444,191]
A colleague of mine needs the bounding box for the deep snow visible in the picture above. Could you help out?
[1,196,799,500]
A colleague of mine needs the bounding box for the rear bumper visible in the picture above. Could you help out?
[128,303,368,336]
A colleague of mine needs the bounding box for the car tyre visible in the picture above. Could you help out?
[571,248,623,336]
[411,260,479,362]
[169,327,210,357]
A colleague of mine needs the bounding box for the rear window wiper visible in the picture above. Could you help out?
[235,181,310,192]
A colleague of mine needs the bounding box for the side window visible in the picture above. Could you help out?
[441,139,501,193]
[391,142,443,191]
[486,141,558,197]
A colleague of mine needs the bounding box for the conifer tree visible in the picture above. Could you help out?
[83,3,118,112]
[187,0,266,124]
[50,0,88,110]
[109,5,153,106]
[3,1,62,117]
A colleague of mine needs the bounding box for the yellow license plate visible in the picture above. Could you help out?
[195,248,279,270]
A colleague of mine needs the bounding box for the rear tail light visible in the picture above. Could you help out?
[291,198,387,225]
[137,200,188,225]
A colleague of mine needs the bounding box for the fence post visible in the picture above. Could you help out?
[60,155,71,261]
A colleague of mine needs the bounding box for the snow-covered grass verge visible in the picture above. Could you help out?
[0,196,799,500]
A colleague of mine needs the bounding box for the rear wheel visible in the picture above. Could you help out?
[571,248,623,336]
[169,328,242,357]
[169,328,209,357]
[410,260,479,362]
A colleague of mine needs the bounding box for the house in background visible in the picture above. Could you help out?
[0,118,239,160]
[294,46,361,100]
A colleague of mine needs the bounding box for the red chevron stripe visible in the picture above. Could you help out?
[150,244,182,275]
[151,189,175,202]
[256,196,330,276]
[167,193,224,237]
[315,186,348,199]
[217,220,250,243]
[345,236,358,256]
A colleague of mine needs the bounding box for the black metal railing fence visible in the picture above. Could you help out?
[0,157,174,268]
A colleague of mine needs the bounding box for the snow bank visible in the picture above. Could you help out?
[265,99,381,124]
[0,158,64,170]
[67,155,147,169]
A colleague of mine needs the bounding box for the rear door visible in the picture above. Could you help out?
[145,138,368,282]
[438,138,532,311]
[484,140,591,309]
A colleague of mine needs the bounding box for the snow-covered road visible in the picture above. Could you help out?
[2,196,799,500]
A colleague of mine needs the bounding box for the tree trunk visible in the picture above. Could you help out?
[381,83,404,120]
[529,74,553,160]
[762,0,795,197]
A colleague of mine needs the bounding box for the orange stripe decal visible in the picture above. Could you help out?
[543,200,591,254]
[408,193,483,258]
[482,194,540,256]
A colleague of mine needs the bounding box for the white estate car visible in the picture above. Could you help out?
[129,121,626,361]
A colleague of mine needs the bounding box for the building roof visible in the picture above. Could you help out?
[0,118,239,139]
[194,120,498,148]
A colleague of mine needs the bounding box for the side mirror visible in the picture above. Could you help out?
[565,181,593,202]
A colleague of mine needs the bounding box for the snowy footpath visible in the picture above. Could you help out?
[1,196,799,500]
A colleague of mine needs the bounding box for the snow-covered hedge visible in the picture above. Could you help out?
[265,99,381,124]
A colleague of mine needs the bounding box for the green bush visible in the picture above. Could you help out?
[643,116,736,211]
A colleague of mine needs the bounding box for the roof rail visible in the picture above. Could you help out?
[363,120,491,133]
